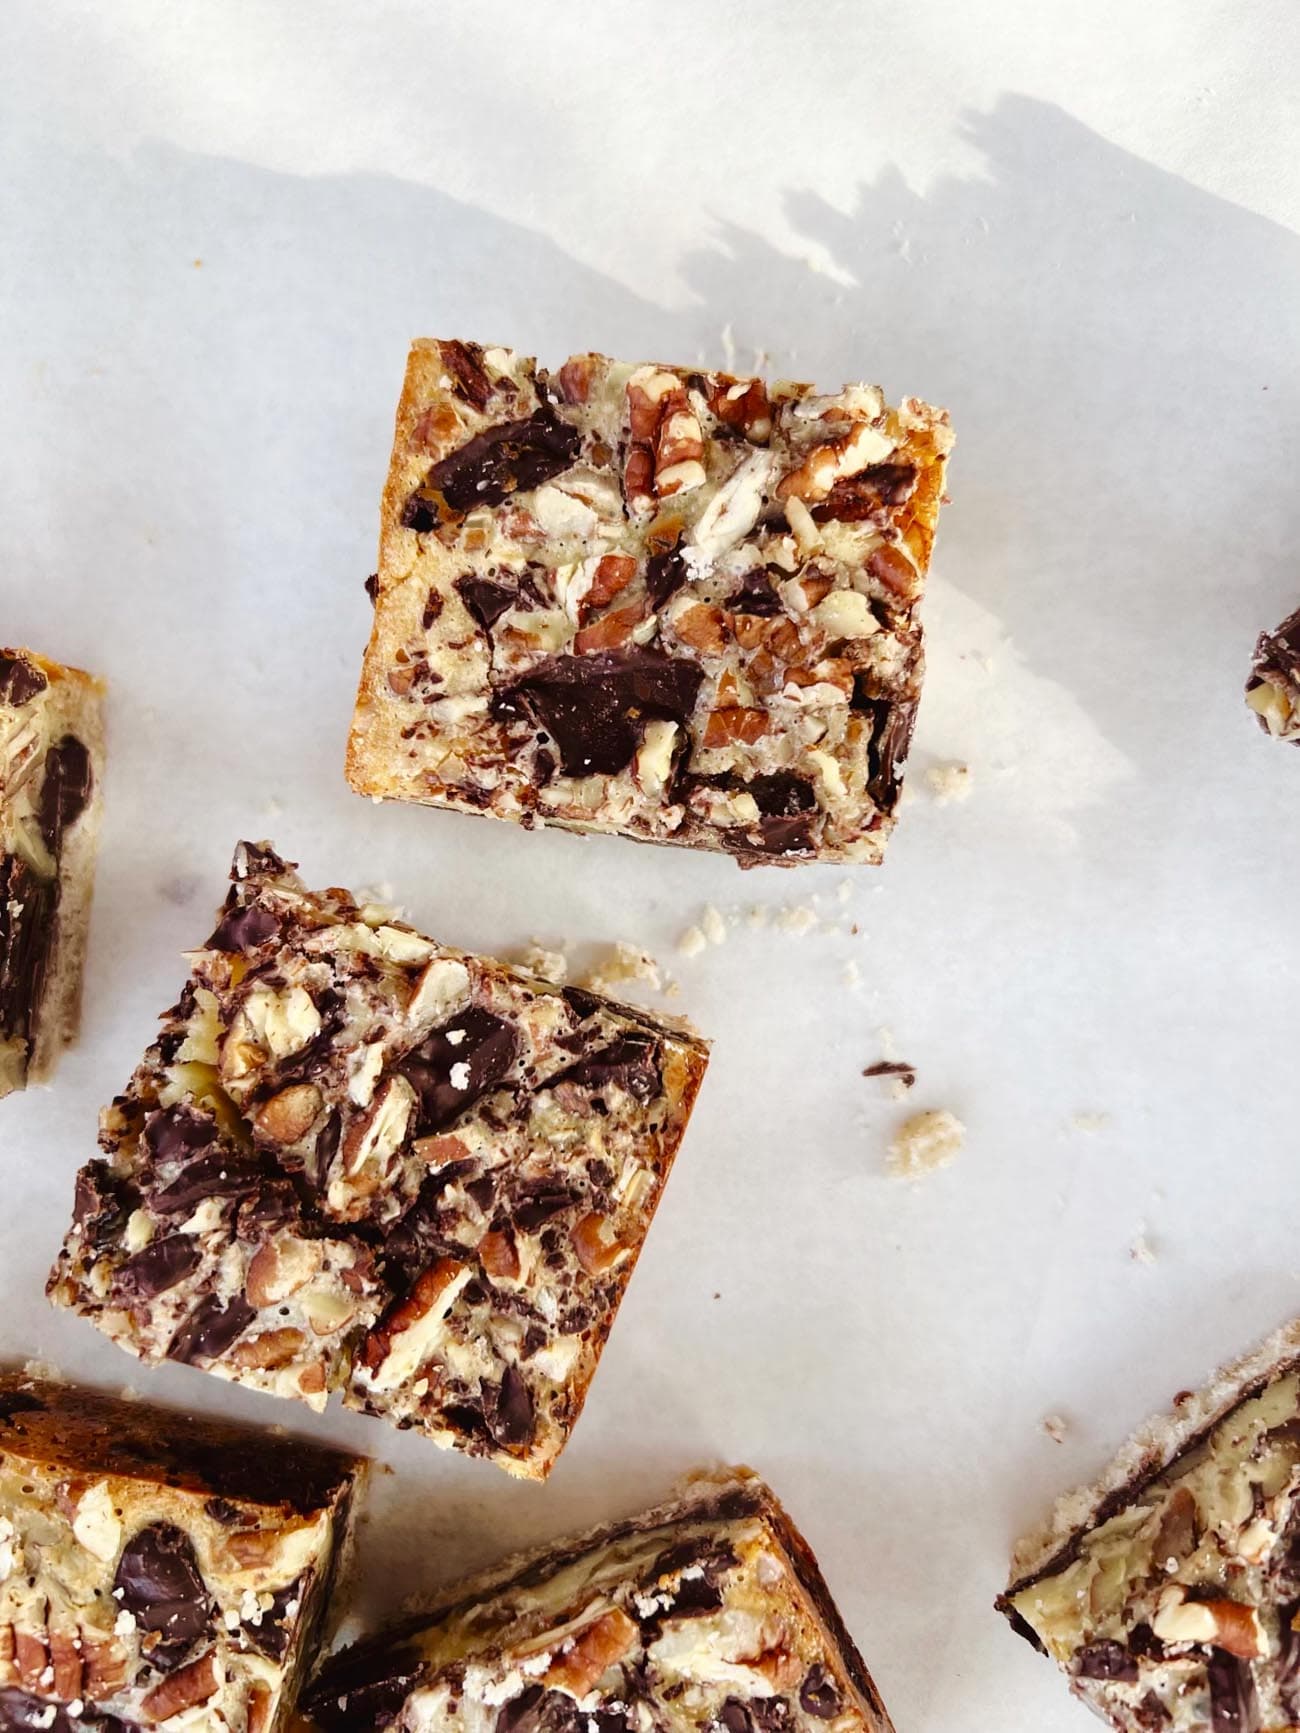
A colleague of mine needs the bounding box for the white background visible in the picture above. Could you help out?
[3,4,1299,1728]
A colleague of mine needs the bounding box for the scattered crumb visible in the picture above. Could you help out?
[513,941,569,986]
[22,1359,62,1382]
[1130,1230,1158,1266]
[1042,1413,1069,1444]
[357,881,396,907]
[841,959,861,990]
[746,905,770,930]
[877,1025,898,1057]
[580,941,661,997]
[677,924,708,958]
[887,1108,965,1180]
[1068,1112,1111,1134]
[864,1059,917,1097]
[774,905,818,936]
[924,762,973,805]
[192,258,202,269]
[836,880,853,904]
[700,904,728,946]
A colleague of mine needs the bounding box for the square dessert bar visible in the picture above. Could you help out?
[347,340,953,866]
[1246,604,1300,741]
[49,843,709,1478]
[998,1320,1300,1732]
[0,648,105,1097]
[302,1467,896,1733]
[0,1367,364,1733]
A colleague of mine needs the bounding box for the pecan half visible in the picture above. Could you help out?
[140,1647,220,1723]
[545,1608,638,1695]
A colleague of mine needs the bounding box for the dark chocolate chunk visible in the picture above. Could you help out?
[303,1644,428,1733]
[856,692,917,813]
[0,1691,76,1733]
[144,1105,219,1164]
[1277,1599,1300,1722]
[1000,1605,1048,1655]
[400,1007,520,1134]
[729,568,784,616]
[166,1295,256,1365]
[490,1364,535,1448]
[1206,1651,1260,1733]
[403,408,580,529]
[0,853,56,1050]
[494,1687,580,1733]
[365,572,380,602]
[798,1665,842,1719]
[561,986,604,1021]
[441,340,494,412]
[497,649,704,777]
[551,1033,660,1103]
[512,1180,577,1231]
[203,1497,243,1526]
[150,1153,265,1215]
[1074,1641,1138,1683]
[862,1060,916,1086]
[113,1233,202,1300]
[37,736,92,852]
[749,1701,793,1733]
[205,902,280,954]
[810,464,916,521]
[645,548,689,609]
[457,575,518,633]
[712,769,817,858]
[0,1392,45,1422]
[114,1522,212,1668]
[243,1576,307,1661]
[0,655,47,707]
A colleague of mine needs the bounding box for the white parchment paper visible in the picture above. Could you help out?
[3,4,1299,1727]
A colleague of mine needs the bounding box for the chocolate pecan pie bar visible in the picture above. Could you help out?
[1246,604,1300,741]
[48,843,709,1478]
[0,1367,364,1733]
[347,341,953,866]
[0,648,105,1097]
[998,1319,1300,1731]
[302,1467,896,1733]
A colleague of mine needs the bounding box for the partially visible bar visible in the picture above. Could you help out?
[303,1466,896,1733]
[0,647,105,1097]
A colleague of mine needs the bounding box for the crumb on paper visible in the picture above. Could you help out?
[842,959,861,990]
[579,941,661,996]
[746,905,770,930]
[864,1059,917,1098]
[1068,1111,1111,1134]
[837,880,852,904]
[924,762,973,805]
[1042,1413,1069,1444]
[700,904,729,946]
[22,1359,62,1383]
[513,941,569,986]
[774,904,818,936]
[677,924,708,958]
[887,1108,965,1180]
[1130,1230,1158,1266]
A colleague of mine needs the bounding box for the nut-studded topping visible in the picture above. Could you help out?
[245,1235,324,1307]
[545,1607,639,1695]
[139,1647,220,1723]
[777,419,896,505]
[361,1258,472,1391]
[625,369,706,513]
[254,1083,323,1145]
[1151,1587,1262,1659]
[340,1075,418,1185]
